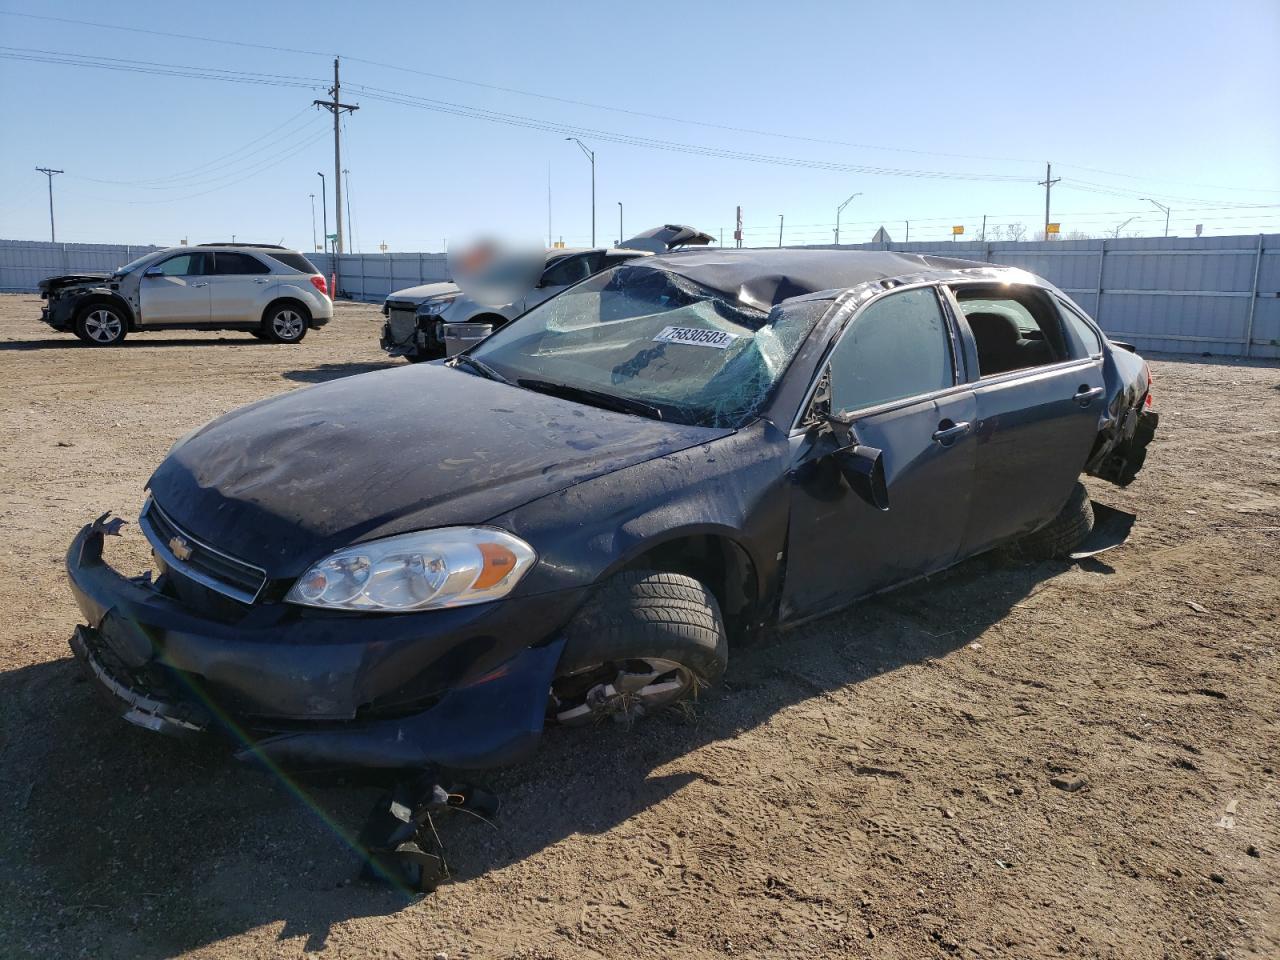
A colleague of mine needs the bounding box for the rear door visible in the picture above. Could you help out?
[137,252,211,325]
[946,283,1106,556]
[208,252,274,324]
[783,285,977,618]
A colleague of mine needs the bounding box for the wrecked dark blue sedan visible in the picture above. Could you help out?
[66,249,1157,772]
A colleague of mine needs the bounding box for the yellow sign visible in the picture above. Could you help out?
[951,225,965,235]
[552,241,566,249]
[1046,222,1061,234]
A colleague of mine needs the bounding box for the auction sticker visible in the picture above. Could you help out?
[653,325,739,349]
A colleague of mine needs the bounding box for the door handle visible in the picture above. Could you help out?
[1073,385,1105,406]
[932,420,972,444]
[253,278,270,284]
[190,282,209,288]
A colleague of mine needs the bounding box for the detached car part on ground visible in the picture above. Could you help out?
[380,224,714,361]
[39,243,332,346]
[68,248,1156,771]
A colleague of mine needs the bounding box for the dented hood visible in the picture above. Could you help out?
[147,363,729,577]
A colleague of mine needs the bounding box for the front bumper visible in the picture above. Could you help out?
[65,515,580,771]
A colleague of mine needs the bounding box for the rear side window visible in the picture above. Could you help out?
[828,287,954,414]
[264,251,318,274]
[953,286,1069,376]
[1056,298,1103,356]
[213,252,270,275]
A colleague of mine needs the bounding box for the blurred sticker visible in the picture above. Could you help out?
[654,326,738,349]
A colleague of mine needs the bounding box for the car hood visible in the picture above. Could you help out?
[147,363,730,577]
[38,273,110,294]
[385,281,460,305]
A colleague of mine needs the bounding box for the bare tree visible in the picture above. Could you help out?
[1006,223,1027,243]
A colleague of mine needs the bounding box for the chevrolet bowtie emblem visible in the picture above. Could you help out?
[168,536,193,562]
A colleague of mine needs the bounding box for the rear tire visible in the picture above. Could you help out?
[1006,482,1095,561]
[551,570,728,726]
[74,304,128,346]
[263,302,309,343]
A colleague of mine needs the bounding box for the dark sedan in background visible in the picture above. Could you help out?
[66,248,1156,773]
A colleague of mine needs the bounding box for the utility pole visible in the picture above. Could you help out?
[343,168,354,253]
[565,138,595,246]
[835,192,862,246]
[1142,198,1171,237]
[546,163,552,249]
[778,214,784,248]
[309,193,317,252]
[905,220,910,243]
[1038,162,1060,240]
[35,167,63,242]
[981,214,987,242]
[316,172,328,253]
[313,57,358,254]
[617,202,623,246]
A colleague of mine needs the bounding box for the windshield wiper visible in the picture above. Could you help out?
[516,379,665,421]
[447,353,512,384]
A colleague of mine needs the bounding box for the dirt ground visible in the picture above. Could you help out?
[0,292,1276,960]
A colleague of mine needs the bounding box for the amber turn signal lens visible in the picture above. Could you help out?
[473,542,518,589]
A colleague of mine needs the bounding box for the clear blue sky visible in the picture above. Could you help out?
[1,0,1277,251]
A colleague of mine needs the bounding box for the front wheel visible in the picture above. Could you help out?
[75,305,128,346]
[263,303,309,343]
[551,570,728,726]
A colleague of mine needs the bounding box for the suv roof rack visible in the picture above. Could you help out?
[196,242,290,249]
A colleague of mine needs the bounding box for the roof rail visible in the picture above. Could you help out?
[196,242,290,249]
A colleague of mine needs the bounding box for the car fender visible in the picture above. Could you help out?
[68,288,137,328]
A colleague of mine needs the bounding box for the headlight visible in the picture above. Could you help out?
[418,295,459,316]
[285,527,536,613]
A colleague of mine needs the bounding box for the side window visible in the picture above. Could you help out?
[541,253,601,287]
[953,287,1068,377]
[153,253,204,277]
[828,287,954,414]
[1056,298,1103,357]
[213,252,270,275]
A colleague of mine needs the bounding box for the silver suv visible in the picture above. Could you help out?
[38,243,333,346]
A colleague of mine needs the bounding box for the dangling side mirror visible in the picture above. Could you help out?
[836,444,888,511]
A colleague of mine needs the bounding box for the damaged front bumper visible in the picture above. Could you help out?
[65,515,578,771]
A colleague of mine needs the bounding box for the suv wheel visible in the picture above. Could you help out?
[75,305,128,346]
[264,303,309,344]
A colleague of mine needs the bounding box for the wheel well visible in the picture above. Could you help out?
[261,297,310,326]
[75,295,135,330]
[621,534,759,640]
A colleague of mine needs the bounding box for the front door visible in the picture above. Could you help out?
[783,286,977,619]
[947,284,1106,556]
[521,252,603,312]
[138,252,210,325]
[207,251,275,323]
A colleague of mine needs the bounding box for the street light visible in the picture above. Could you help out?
[309,193,317,252]
[316,172,328,254]
[1112,215,1137,239]
[1141,198,1170,238]
[835,191,862,246]
[565,138,595,247]
[778,214,784,248]
[617,201,623,247]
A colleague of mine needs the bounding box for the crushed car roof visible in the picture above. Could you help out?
[629,248,997,310]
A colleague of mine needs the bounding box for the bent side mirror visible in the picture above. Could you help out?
[836,444,889,511]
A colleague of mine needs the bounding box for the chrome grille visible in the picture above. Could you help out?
[139,498,268,604]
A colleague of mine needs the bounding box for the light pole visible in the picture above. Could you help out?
[565,138,595,247]
[617,202,623,246]
[1142,198,1170,237]
[834,191,861,246]
[35,167,63,242]
[309,193,317,252]
[343,168,354,253]
[778,214,784,248]
[1112,215,1137,239]
[316,172,328,254]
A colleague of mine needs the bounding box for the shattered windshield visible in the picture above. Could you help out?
[470,266,826,428]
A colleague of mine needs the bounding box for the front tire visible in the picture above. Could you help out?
[74,304,128,346]
[263,302,309,343]
[551,570,728,726]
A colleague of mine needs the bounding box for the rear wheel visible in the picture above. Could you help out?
[1006,482,1095,561]
[74,304,127,346]
[551,570,728,726]
[263,302,309,343]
